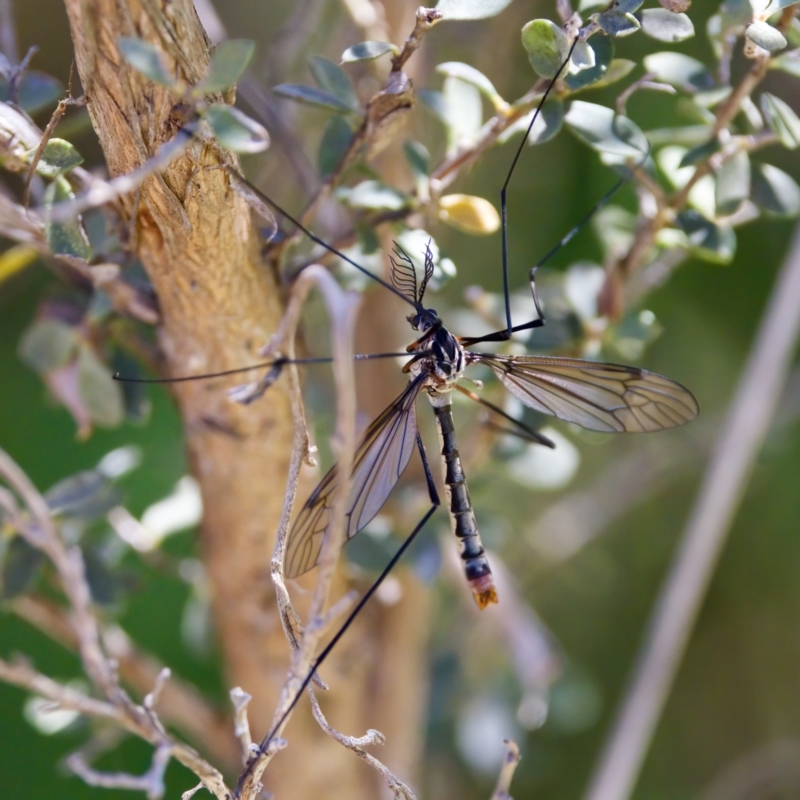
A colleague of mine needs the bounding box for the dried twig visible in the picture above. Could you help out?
[491,740,522,800]
[583,221,800,800]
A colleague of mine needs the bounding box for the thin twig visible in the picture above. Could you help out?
[308,687,417,800]
[583,221,800,800]
[234,265,361,799]
[490,740,521,800]
[230,687,255,764]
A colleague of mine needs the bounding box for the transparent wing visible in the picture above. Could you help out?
[285,373,426,578]
[472,353,698,433]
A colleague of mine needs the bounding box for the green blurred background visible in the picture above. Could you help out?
[2,0,800,798]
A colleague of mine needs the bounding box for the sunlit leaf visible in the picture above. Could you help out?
[18,319,78,373]
[438,194,500,234]
[643,51,713,92]
[715,150,751,215]
[522,19,571,78]
[571,41,596,69]
[309,56,360,112]
[203,104,270,153]
[341,41,399,63]
[596,9,641,36]
[564,101,648,157]
[443,76,483,150]
[273,83,355,113]
[677,210,736,263]
[195,39,255,94]
[761,93,800,149]
[44,178,92,259]
[436,62,502,106]
[745,20,787,51]
[77,345,125,428]
[118,37,175,87]
[564,34,615,91]
[640,9,695,41]
[25,138,83,178]
[436,0,514,20]
[751,162,800,216]
[592,205,637,253]
[770,49,800,78]
[336,180,410,211]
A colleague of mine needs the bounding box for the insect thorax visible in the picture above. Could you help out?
[410,325,465,402]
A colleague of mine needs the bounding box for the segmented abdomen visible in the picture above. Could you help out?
[432,397,497,608]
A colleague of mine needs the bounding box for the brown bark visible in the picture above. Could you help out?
[61,1,427,796]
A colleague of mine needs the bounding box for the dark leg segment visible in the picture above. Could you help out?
[252,433,440,760]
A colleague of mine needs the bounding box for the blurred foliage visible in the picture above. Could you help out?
[1,0,800,798]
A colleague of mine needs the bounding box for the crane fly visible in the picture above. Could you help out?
[280,239,698,608]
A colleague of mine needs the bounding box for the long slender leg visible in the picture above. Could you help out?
[255,433,440,756]
[454,383,555,448]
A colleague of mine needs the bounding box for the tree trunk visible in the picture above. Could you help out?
[62,1,429,796]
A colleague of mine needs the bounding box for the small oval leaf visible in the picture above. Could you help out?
[341,41,399,63]
[77,345,125,428]
[761,93,800,149]
[565,34,616,91]
[318,115,353,177]
[195,39,255,94]
[273,83,355,113]
[715,149,751,215]
[336,180,410,211]
[18,319,78,373]
[44,178,92,259]
[25,138,84,178]
[438,194,500,234]
[118,37,175,87]
[643,51,713,92]
[745,20,787,51]
[308,56,360,112]
[564,101,648,157]
[522,19,571,78]
[436,0,514,20]
[436,62,501,105]
[203,104,270,153]
[751,162,800,216]
[640,9,695,41]
[677,210,736,263]
[596,9,641,36]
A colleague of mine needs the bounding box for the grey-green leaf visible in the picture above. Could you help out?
[1,537,44,599]
[436,62,501,104]
[195,39,255,94]
[596,9,641,36]
[761,93,800,149]
[118,37,175,87]
[44,178,92,259]
[436,0,514,20]
[715,150,750,215]
[770,50,800,78]
[26,138,84,178]
[745,21,787,51]
[678,137,720,167]
[77,345,125,428]
[404,140,430,179]
[564,34,615,91]
[640,9,695,41]
[318,115,353,177]
[565,101,648,157]
[591,58,636,89]
[273,83,355,113]
[18,319,78,373]
[677,210,736,263]
[522,19,571,78]
[751,163,800,216]
[341,41,399,63]
[46,470,122,519]
[203,104,270,153]
[308,56,360,112]
[336,180,411,211]
[643,51,713,92]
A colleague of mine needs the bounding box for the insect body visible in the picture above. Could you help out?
[284,247,699,607]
